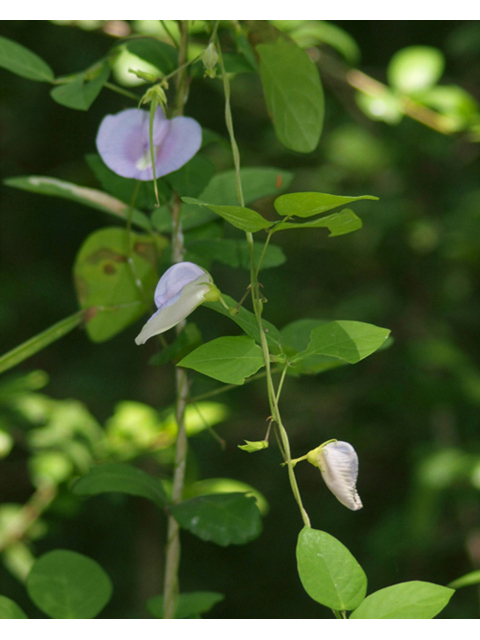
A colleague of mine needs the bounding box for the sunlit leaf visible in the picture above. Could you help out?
[274,192,377,218]
[292,320,390,365]
[297,527,367,610]
[181,198,273,233]
[350,581,454,619]
[387,46,445,95]
[73,227,162,342]
[178,336,264,385]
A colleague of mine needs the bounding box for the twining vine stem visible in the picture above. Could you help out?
[217,37,311,528]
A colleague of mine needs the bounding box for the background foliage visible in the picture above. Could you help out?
[1,20,480,618]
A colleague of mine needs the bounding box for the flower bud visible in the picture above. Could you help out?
[308,440,363,511]
[202,43,218,78]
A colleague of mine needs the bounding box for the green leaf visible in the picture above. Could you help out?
[181,198,272,233]
[273,209,363,237]
[274,192,378,218]
[0,311,85,376]
[350,581,454,619]
[152,167,293,232]
[297,527,367,610]
[166,155,216,198]
[0,36,54,82]
[50,60,109,110]
[184,478,269,516]
[387,46,445,95]
[0,595,27,619]
[85,153,170,210]
[125,38,178,75]
[178,336,264,385]
[280,318,344,375]
[27,550,113,619]
[257,38,324,153]
[73,462,168,508]
[147,591,224,619]
[170,493,262,546]
[187,238,286,271]
[4,175,152,231]
[292,320,391,365]
[205,294,282,353]
[448,570,480,590]
[73,227,161,342]
[238,440,269,453]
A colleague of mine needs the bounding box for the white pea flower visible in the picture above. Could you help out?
[313,440,362,511]
[135,262,220,345]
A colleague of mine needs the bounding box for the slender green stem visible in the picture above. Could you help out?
[104,82,139,101]
[160,20,179,48]
[255,230,274,278]
[218,40,310,528]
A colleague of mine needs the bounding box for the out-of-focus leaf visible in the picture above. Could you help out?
[387,46,445,95]
[73,462,168,508]
[27,550,113,619]
[147,591,224,619]
[50,60,109,110]
[170,493,262,546]
[257,38,324,153]
[178,336,264,385]
[350,581,454,619]
[0,36,54,82]
[125,38,178,75]
[166,155,216,198]
[0,596,28,619]
[4,176,152,231]
[0,311,86,376]
[73,227,163,342]
[448,570,480,590]
[355,91,403,125]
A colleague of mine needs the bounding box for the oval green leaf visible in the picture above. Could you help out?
[170,493,262,546]
[0,36,54,82]
[350,581,454,619]
[297,527,367,610]
[292,320,391,365]
[274,191,378,218]
[27,550,112,619]
[257,38,324,153]
[73,462,168,508]
[147,591,224,619]
[178,336,265,385]
[181,198,272,233]
[273,209,363,237]
[73,227,161,342]
[0,595,27,619]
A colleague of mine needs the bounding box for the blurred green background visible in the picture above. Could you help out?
[1,20,480,618]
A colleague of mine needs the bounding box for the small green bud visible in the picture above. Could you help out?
[129,68,158,83]
[202,43,218,78]
[203,284,221,303]
[238,440,269,453]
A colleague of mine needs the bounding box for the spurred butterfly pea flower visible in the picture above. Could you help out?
[310,440,363,511]
[96,108,202,181]
[135,262,220,345]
